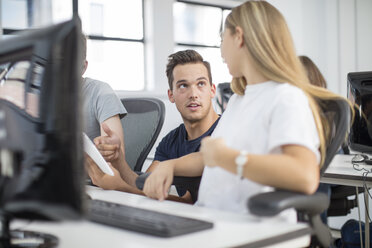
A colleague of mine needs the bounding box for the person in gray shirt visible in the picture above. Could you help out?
[80,34,127,162]
[82,77,126,142]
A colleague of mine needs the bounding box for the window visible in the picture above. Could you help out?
[2,0,28,30]
[2,0,145,91]
[79,0,145,90]
[174,1,232,86]
[86,40,144,90]
[2,0,72,32]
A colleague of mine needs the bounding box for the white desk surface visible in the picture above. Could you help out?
[322,154,372,187]
[13,186,311,248]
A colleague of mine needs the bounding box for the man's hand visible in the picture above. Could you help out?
[200,137,226,167]
[94,123,121,162]
[143,161,174,201]
[85,155,128,190]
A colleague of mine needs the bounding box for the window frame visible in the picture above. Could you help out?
[3,0,147,91]
[78,0,146,91]
[2,0,33,34]
[175,0,232,49]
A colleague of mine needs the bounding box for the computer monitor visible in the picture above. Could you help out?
[347,71,372,154]
[0,17,85,247]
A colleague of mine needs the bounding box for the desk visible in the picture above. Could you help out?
[12,186,311,248]
[322,154,372,187]
[322,154,372,247]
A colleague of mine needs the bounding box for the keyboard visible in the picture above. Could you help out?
[87,199,213,237]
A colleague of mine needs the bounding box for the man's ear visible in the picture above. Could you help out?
[82,60,88,75]
[210,83,217,98]
[168,89,175,103]
[234,26,244,48]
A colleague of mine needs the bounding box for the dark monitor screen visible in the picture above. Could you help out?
[347,71,372,154]
[0,17,85,246]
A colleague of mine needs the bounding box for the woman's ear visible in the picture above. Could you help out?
[234,26,245,48]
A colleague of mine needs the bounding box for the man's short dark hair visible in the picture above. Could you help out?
[166,50,212,90]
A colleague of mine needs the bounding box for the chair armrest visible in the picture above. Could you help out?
[248,190,331,247]
[248,190,329,217]
[135,173,201,191]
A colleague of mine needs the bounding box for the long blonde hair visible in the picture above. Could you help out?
[225,1,352,167]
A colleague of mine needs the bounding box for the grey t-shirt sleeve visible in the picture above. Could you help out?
[82,78,127,141]
[93,82,127,123]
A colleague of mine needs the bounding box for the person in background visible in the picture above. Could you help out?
[299,55,327,88]
[79,34,127,162]
[87,50,220,203]
[142,1,352,221]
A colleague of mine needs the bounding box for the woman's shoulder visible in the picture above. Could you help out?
[273,81,303,92]
[259,82,309,109]
[274,82,307,99]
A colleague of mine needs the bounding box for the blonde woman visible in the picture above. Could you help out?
[143,1,351,221]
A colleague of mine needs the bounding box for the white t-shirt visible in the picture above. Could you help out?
[196,81,320,221]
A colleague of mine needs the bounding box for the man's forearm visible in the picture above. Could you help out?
[173,152,204,177]
[116,182,144,195]
[112,153,139,188]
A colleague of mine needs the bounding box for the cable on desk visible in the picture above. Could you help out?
[352,163,371,173]
[352,162,372,247]
[356,186,364,248]
[352,163,372,222]
[362,171,372,199]
[362,171,371,223]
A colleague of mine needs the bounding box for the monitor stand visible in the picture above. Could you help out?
[0,213,58,248]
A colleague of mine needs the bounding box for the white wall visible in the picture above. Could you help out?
[144,0,174,93]
[356,0,372,72]
[268,0,372,97]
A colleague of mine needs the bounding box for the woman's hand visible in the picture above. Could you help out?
[200,137,227,167]
[143,161,174,201]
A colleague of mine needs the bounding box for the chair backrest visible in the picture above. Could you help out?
[216,83,233,113]
[120,97,165,172]
[319,98,351,174]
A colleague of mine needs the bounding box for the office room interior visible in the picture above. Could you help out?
[1,0,372,246]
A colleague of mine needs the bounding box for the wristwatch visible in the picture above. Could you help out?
[235,150,248,179]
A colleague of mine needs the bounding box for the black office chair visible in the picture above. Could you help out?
[326,105,365,218]
[121,97,165,172]
[216,82,233,113]
[248,97,351,248]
